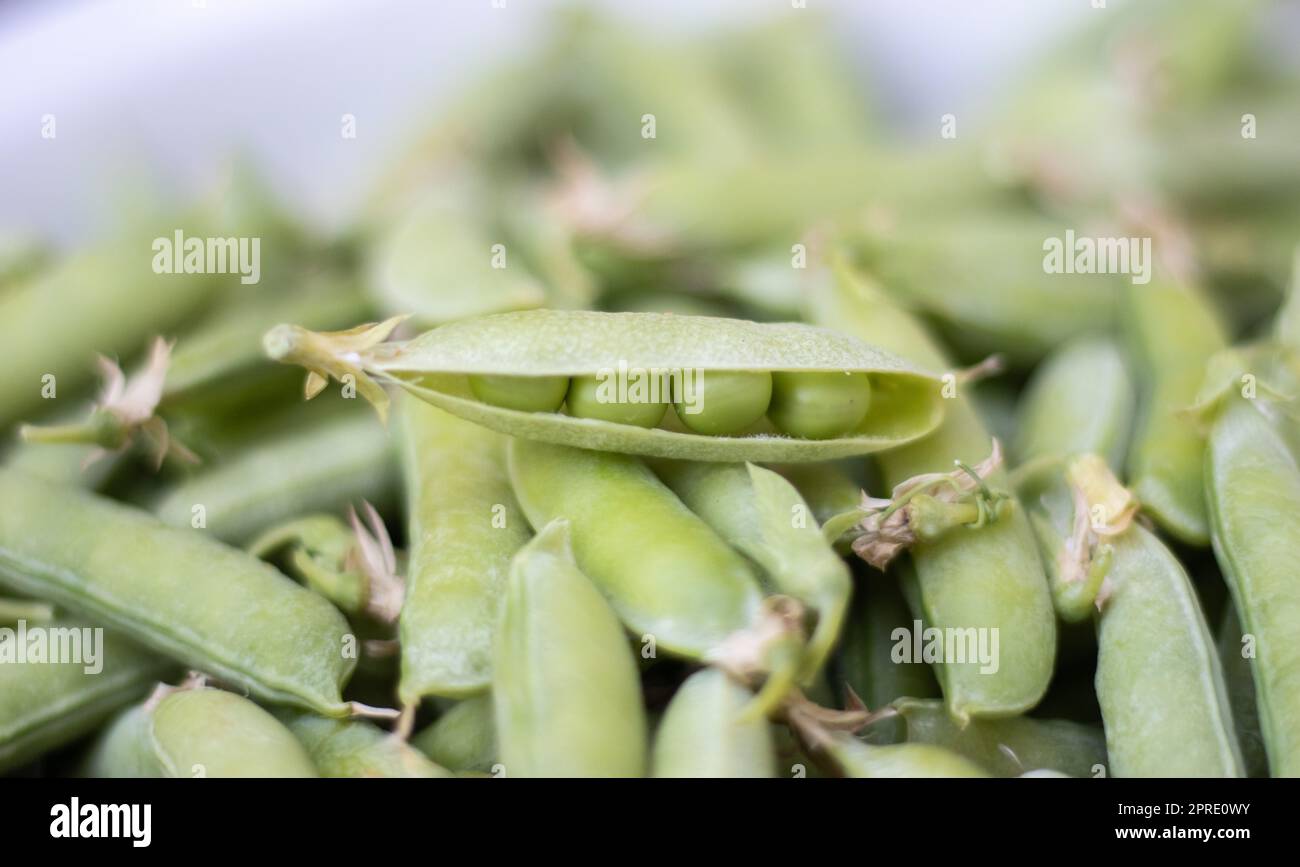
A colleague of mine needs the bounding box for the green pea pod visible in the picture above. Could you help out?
[651,669,775,778]
[0,469,357,716]
[820,732,990,779]
[1206,396,1300,776]
[279,711,452,778]
[86,687,318,778]
[411,695,498,774]
[811,257,1055,722]
[398,396,530,704]
[264,309,946,463]
[509,439,763,659]
[1218,602,1269,778]
[653,460,850,682]
[152,410,396,544]
[248,515,367,615]
[1124,280,1228,545]
[1014,337,1134,469]
[492,520,647,777]
[1095,523,1242,776]
[891,698,1107,778]
[773,460,867,549]
[837,571,941,745]
[0,619,171,774]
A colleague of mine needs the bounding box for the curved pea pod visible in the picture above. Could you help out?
[0,231,222,429]
[820,732,990,779]
[0,619,171,774]
[1123,280,1228,545]
[509,439,763,659]
[837,573,941,745]
[364,192,546,328]
[88,687,319,778]
[492,520,647,777]
[411,695,498,774]
[398,396,531,704]
[1217,602,1268,778]
[264,309,946,463]
[1206,396,1300,776]
[1095,524,1242,777]
[0,469,357,716]
[811,258,1056,721]
[653,460,849,682]
[152,410,397,544]
[279,711,452,778]
[1014,337,1134,470]
[651,669,775,778]
[891,698,1107,778]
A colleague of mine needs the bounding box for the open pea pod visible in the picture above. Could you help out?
[264,310,945,463]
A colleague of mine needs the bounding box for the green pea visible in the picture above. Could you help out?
[468,374,569,413]
[566,375,668,428]
[768,371,871,439]
[892,698,1107,778]
[0,468,357,716]
[675,370,771,436]
[651,669,775,778]
[280,711,452,778]
[492,520,647,777]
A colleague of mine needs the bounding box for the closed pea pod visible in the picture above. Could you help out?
[652,460,850,682]
[1124,279,1229,545]
[509,439,764,659]
[818,732,990,779]
[651,669,776,778]
[398,396,531,704]
[811,256,1055,721]
[411,695,498,774]
[1218,602,1268,778]
[0,468,357,716]
[492,520,647,777]
[0,619,171,774]
[279,711,453,778]
[889,698,1107,778]
[264,309,946,463]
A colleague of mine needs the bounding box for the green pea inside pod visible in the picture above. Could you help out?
[768,371,872,439]
[567,374,668,428]
[674,370,772,436]
[468,373,569,413]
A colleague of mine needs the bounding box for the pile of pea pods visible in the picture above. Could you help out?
[3,1,1299,779]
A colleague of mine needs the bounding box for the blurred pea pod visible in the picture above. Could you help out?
[651,669,775,778]
[851,212,1121,367]
[810,256,1056,722]
[492,520,647,777]
[0,619,171,774]
[1124,279,1228,545]
[1218,602,1269,778]
[411,695,497,774]
[817,732,990,779]
[0,596,53,624]
[279,711,452,778]
[0,233,48,289]
[652,460,850,683]
[398,397,530,705]
[889,698,1107,778]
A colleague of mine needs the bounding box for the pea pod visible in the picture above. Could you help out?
[819,732,990,779]
[651,669,775,778]
[1206,395,1300,776]
[85,687,318,778]
[411,695,498,774]
[152,410,397,544]
[492,520,647,777]
[279,711,452,778]
[398,396,531,704]
[508,439,763,659]
[0,596,53,624]
[264,309,946,463]
[0,468,357,716]
[1218,602,1268,778]
[1123,279,1229,545]
[890,698,1107,778]
[811,256,1055,721]
[652,460,850,682]
[0,618,171,774]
